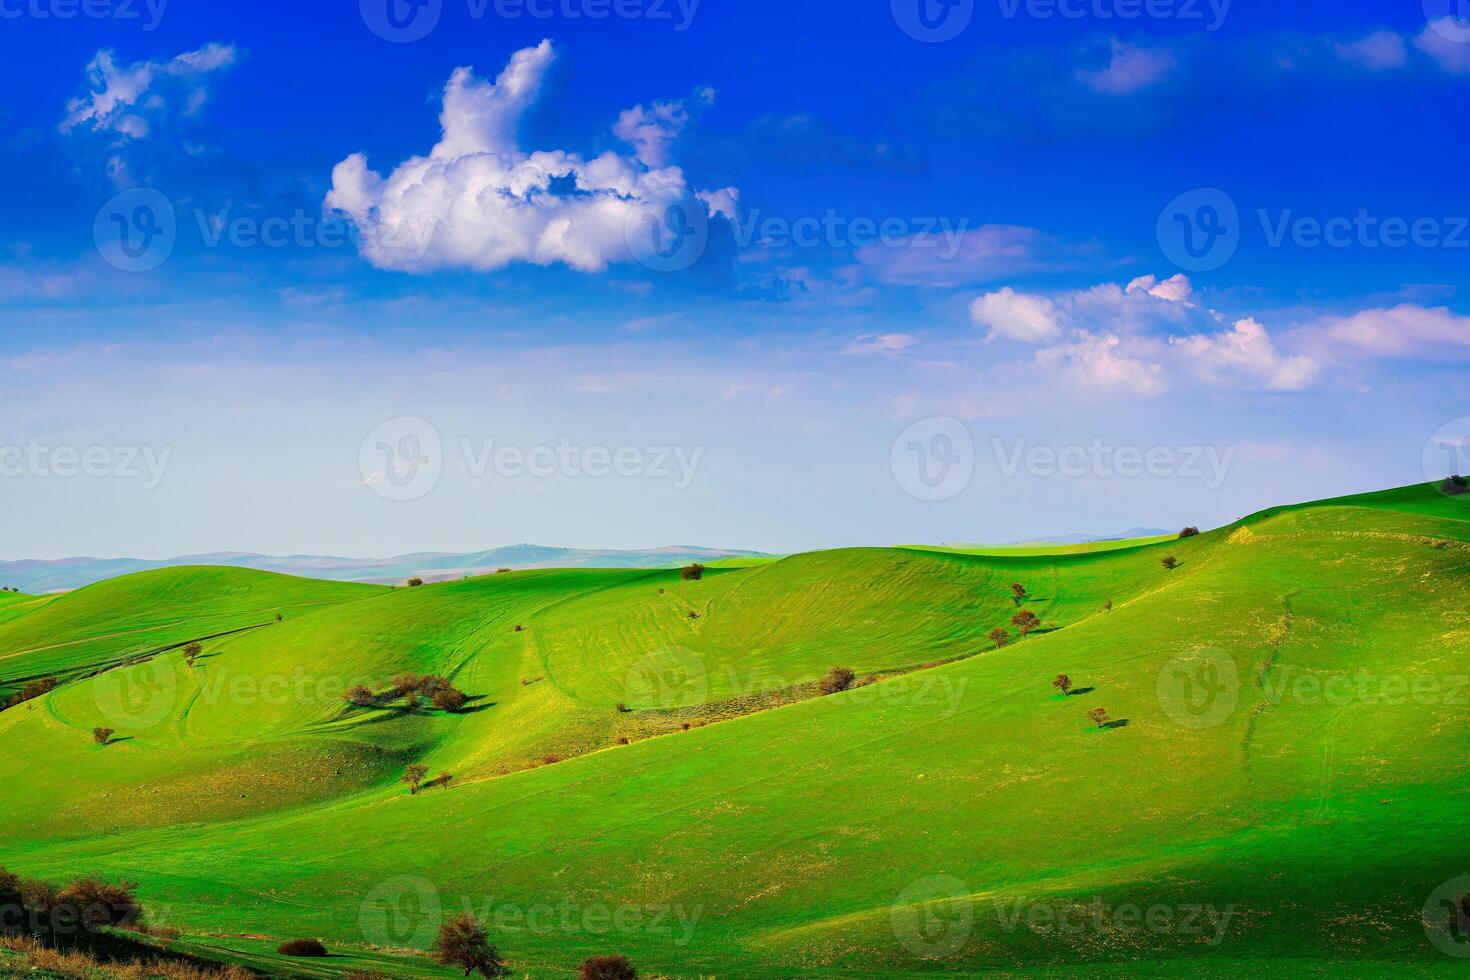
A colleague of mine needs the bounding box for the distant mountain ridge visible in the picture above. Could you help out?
[0,545,770,593]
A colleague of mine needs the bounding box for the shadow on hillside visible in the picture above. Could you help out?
[1101,719,1129,730]
[1065,687,1095,697]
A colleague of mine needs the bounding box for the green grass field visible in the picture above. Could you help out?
[2,484,1468,977]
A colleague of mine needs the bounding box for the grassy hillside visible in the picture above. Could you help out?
[0,567,382,699]
[0,484,1466,977]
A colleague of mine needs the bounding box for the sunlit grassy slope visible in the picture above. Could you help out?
[1,484,1467,978]
[0,567,381,699]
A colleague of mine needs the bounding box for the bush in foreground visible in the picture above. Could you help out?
[276,939,327,957]
[819,666,856,695]
[433,687,468,712]
[434,914,509,977]
[579,954,637,980]
[680,563,705,581]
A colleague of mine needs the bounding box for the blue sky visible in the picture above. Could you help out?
[1,0,1468,560]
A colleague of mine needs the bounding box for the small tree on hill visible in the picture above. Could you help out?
[1011,610,1042,638]
[819,666,857,695]
[182,642,202,668]
[579,954,637,980]
[1010,583,1027,605]
[681,563,705,581]
[1162,556,1180,570]
[1179,527,1201,538]
[58,875,144,930]
[1088,707,1110,729]
[92,727,114,745]
[1052,675,1071,696]
[433,687,467,712]
[407,577,425,588]
[1441,475,1469,496]
[345,685,375,707]
[989,627,1010,649]
[402,764,429,795]
[1103,599,1114,613]
[433,914,509,977]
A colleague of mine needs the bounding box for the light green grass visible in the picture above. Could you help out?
[1,484,1467,977]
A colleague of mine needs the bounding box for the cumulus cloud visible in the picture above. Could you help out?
[841,333,918,357]
[970,274,1324,395]
[1415,20,1470,74]
[971,287,1063,343]
[1077,40,1177,95]
[1036,333,1166,396]
[1126,273,1194,305]
[324,41,731,274]
[1171,318,1319,391]
[613,87,713,167]
[62,44,237,139]
[1334,30,1408,70]
[1311,304,1470,358]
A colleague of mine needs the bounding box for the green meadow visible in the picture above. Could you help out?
[2,484,1468,977]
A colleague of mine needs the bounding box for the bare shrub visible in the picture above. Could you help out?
[819,667,856,695]
[276,939,327,957]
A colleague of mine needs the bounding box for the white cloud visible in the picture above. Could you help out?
[613,87,713,167]
[1126,273,1194,305]
[969,274,1324,394]
[1334,30,1408,70]
[61,44,238,138]
[1171,318,1319,391]
[841,333,918,357]
[970,287,1063,343]
[1414,20,1470,74]
[1312,304,1470,358]
[1036,333,1167,396]
[324,41,731,274]
[1077,40,1177,95]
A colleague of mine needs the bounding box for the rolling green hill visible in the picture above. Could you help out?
[0,567,383,700]
[0,484,1467,978]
